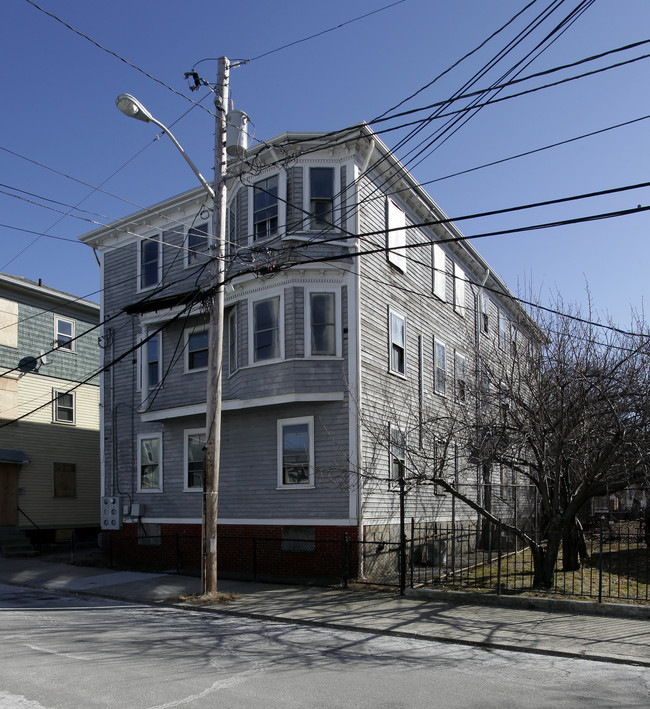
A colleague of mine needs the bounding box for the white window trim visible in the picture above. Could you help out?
[481,292,490,334]
[432,243,446,301]
[141,330,162,398]
[455,351,467,404]
[388,308,407,378]
[389,422,406,489]
[499,310,508,350]
[183,428,206,492]
[277,416,315,489]
[54,316,75,353]
[247,172,284,244]
[434,337,447,396]
[304,287,341,358]
[386,198,407,273]
[137,433,163,493]
[52,389,75,425]
[137,234,162,292]
[248,289,285,366]
[453,262,465,316]
[183,222,212,269]
[303,165,340,232]
[184,325,209,373]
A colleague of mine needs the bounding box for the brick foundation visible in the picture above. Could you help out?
[101,523,359,582]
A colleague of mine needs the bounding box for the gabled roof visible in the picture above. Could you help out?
[0,272,99,317]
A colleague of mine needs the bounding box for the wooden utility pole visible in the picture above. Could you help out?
[203,56,229,594]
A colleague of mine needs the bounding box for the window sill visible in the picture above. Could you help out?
[136,488,164,494]
[276,485,315,491]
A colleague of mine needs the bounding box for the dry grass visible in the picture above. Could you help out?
[450,527,650,604]
[178,591,240,605]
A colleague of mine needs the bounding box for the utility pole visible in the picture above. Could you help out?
[203,56,229,594]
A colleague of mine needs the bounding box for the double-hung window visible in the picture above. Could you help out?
[184,429,205,491]
[390,424,406,486]
[481,292,490,333]
[145,333,161,388]
[140,236,161,290]
[54,316,75,351]
[309,167,334,230]
[434,338,447,395]
[455,351,466,403]
[308,291,337,357]
[389,310,406,376]
[252,295,281,363]
[386,198,407,272]
[253,175,279,240]
[186,327,209,371]
[138,434,162,492]
[453,262,465,315]
[186,223,210,266]
[278,417,314,487]
[53,390,75,424]
[499,310,508,350]
[432,243,446,300]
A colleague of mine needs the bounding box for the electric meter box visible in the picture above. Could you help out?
[101,496,123,530]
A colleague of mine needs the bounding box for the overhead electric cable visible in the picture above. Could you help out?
[248,0,406,61]
[22,0,215,117]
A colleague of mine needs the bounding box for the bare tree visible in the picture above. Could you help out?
[354,299,650,590]
[487,301,650,587]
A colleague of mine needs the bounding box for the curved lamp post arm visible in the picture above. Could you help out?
[115,93,215,202]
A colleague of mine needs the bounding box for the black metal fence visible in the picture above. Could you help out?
[398,516,649,603]
[60,516,649,604]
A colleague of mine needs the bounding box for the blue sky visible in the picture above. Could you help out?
[2,0,649,328]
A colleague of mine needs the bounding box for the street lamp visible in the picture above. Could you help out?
[115,58,230,594]
[116,93,215,202]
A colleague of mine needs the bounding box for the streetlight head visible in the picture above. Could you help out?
[115,93,153,123]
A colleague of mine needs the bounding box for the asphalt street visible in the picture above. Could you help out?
[0,583,648,709]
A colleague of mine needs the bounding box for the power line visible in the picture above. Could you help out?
[372,0,541,121]
[371,44,650,128]
[248,0,406,62]
[422,112,650,185]
[22,0,214,118]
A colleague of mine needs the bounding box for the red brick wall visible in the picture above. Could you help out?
[101,523,359,582]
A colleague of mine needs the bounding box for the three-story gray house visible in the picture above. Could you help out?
[81,124,536,579]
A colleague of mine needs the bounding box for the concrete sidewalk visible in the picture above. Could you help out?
[1,555,649,667]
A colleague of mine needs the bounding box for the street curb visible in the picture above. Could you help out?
[405,587,650,619]
[169,601,650,669]
[3,576,650,669]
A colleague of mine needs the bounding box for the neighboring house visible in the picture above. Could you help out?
[0,273,100,549]
[80,124,537,579]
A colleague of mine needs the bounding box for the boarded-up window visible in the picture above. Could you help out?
[53,463,76,497]
[281,526,315,552]
[138,522,161,546]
